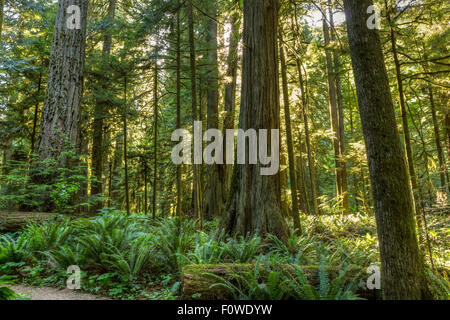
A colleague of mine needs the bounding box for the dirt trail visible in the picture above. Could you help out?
[10,285,110,300]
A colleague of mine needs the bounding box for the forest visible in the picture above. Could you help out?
[0,0,448,302]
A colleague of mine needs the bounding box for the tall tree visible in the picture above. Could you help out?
[91,0,116,212]
[205,1,224,220]
[343,0,430,299]
[175,5,182,217]
[321,0,348,214]
[187,0,202,227]
[152,49,159,218]
[223,0,288,241]
[222,0,240,196]
[0,0,3,45]
[279,28,302,234]
[36,0,88,164]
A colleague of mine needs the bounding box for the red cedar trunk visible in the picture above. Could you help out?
[36,0,88,164]
[223,0,288,241]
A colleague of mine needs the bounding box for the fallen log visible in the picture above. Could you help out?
[182,264,379,300]
[0,212,55,232]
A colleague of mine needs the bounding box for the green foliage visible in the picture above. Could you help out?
[0,275,18,300]
[222,234,263,263]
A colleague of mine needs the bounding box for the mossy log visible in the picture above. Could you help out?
[0,212,54,232]
[182,264,379,300]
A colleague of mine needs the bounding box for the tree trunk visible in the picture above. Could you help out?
[36,0,88,165]
[187,0,202,228]
[123,76,130,215]
[152,51,159,219]
[222,1,240,198]
[386,6,426,245]
[222,0,288,242]
[91,0,116,212]
[205,1,224,220]
[429,87,447,193]
[176,6,182,217]
[0,0,4,45]
[291,8,320,215]
[321,1,345,212]
[329,2,349,214]
[344,0,430,300]
[31,63,43,154]
[279,29,302,234]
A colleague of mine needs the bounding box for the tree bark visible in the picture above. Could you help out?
[176,6,182,217]
[222,0,288,241]
[386,5,426,245]
[123,76,130,215]
[222,1,240,198]
[291,7,319,215]
[329,2,349,214]
[344,0,430,300]
[187,0,202,228]
[321,0,345,213]
[91,0,116,212]
[279,29,302,233]
[429,87,447,193]
[205,1,224,220]
[0,0,4,45]
[36,0,88,166]
[152,50,159,219]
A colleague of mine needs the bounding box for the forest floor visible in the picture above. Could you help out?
[10,285,110,300]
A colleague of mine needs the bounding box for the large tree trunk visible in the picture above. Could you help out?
[91,0,116,212]
[205,1,224,220]
[222,0,288,241]
[279,28,302,233]
[36,0,88,165]
[343,0,430,300]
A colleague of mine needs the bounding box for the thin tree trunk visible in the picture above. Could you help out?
[344,0,430,300]
[0,0,4,45]
[291,10,320,215]
[321,0,344,211]
[205,1,223,220]
[222,1,240,197]
[123,76,130,215]
[176,6,182,217]
[279,29,302,234]
[152,51,159,219]
[31,64,43,154]
[329,2,349,214]
[187,0,202,228]
[91,0,116,212]
[386,5,426,245]
[429,87,447,193]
